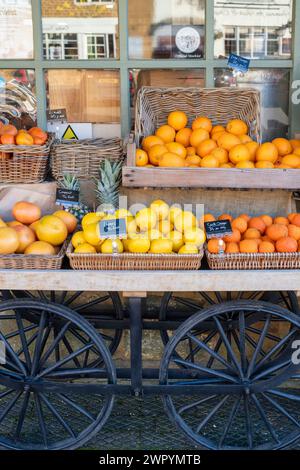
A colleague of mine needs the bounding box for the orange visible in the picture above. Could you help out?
[256,143,278,163]
[211,125,225,135]
[207,238,224,254]
[167,111,188,131]
[261,235,274,243]
[290,139,300,150]
[200,155,219,168]
[273,216,289,226]
[148,144,168,166]
[186,146,196,156]
[159,153,185,167]
[236,161,255,169]
[192,116,212,133]
[239,214,250,222]
[272,138,292,156]
[185,155,201,166]
[25,240,56,255]
[244,228,261,240]
[203,214,216,223]
[232,217,248,234]
[260,215,273,227]
[294,148,300,157]
[288,213,298,223]
[142,135,164,152]
[217,133,241,151]
[136,148,148,166]
[240,239,258,253]
[36,215,68,246]
[225,242,239,254]
[0,133,15,145]
[266,224,288,241]
[288,224,300,241]
[196,139,217,158]
[155,125,176,143]
[28,127,47,142]
[218,214,233,222]
[259,241,275,253]
[291,215,300,227]
[239,135,252,144]
[0,227,19,254]
[0,124,17,136]
[14,225,36,254]
[176,128,192,147]
[223,229,241,243]
[15,133,34,145]
[166,142,187,158]
[12,201,41,225]
[220,163,234,168]
[276,163,292,169]
[185,163,199,168]
[212,130,226,142]
[210,147,228,164]
[190,128,210,148]
[281,154,300,168]
[226,119,248,136]
[245,141,259,161]
[229,144,251,165]
[276,236,298,253]
[53,210,77,233]
[248,217,266,234]
[255,161,275,169]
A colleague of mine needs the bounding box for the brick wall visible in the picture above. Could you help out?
[42,0,118,18]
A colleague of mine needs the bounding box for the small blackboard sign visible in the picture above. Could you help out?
[56,188,79,207]
[227,53,250,73]
[205,220,232,239]
[99,218,127,240]
[47,108,67,122]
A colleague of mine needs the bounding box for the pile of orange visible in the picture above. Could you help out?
[135,111,300,169]
[0,123,48,148]
[206,212,300,254]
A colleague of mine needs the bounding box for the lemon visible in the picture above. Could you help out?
[170,230,184,252]
[101,214,117,222]
[95,241,105,253]
[122,239,131,252]
[82,212,102,228]
[128,231,148,240]
[169,206,182,224]
[136,208,157,231]
[159,219,173,236]
[74,243,96,254]
[127,219,137,233]
[128,238,150,253]
[150,200,170,220]
[184,227,206,247]
[174,211,197,233]
[83,222,102,246]
[150,238,173,254]
[100,239,123,254]
[0,218,6,228]
[178,243,199,254]
[71,231,86,248]
[147,229,162,240]
[115,209,134,222]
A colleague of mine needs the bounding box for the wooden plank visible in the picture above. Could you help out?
[0,269,299,293]
[122,167,300,189]
[122,291,147,298]
[126,141,136,166]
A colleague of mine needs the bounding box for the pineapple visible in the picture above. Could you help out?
[95,159,122,213]
[59,173,90,222]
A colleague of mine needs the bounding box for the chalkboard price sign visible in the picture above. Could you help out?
[205,220,233,239]
[47,108,67,122]
[56,188,79,207]
[99,218,127,240]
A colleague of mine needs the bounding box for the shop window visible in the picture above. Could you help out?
[128,0,205,59]
[41,0,119,60]
[214,0,293,59]
[214,68,290,140]
[0,69,36,127]
[0,0,33,59]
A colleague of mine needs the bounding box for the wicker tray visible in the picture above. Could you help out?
[0,136,53,184]
[67,242,203,271]
[0,240,68,270]
[51,137,124,180]
[206,250,300,270]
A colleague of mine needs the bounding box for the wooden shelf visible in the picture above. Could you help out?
[122,167,300,189]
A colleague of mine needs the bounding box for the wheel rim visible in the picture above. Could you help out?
[0,300,115,450]
[160,300,300,450]
[1,290,123,356]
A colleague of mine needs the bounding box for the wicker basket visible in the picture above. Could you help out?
[206,250,300,270]
[0,136,53,184]
[0,240,68,270]
[67,242,203,271]
[135,87,261,144]
[51,137,124,180]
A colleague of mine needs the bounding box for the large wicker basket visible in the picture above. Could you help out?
[0,240,68,270]
[135,87,261,144]
[0,136,52,184]
[51,137,124,180]
[67,242,203,271]
[206,250,300,270]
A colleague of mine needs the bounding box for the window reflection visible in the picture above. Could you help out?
[0,0,33,59]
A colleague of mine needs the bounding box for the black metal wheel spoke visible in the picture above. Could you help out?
[214,317,243,377]
[247,315,271,378]
[14,390,30,440]
[251,393,280,444]
[178,395,217,415]
[39,394,76,438]
[218,396,242,448]
[34,392,48,448]
[196,395,229,433]
[57,393,95,422]
[262,392,300,428]
[173,358,238,383]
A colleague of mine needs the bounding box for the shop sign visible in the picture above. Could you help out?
[205,220,232,239]
[228,53,250,73]
[56,188,79,207]
[99,218,127,240]
[172,25,204,58]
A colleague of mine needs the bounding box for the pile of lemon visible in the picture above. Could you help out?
[71,200,206,255]
[135,111,300,169]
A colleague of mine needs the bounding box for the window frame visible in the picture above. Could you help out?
[0,0,298,138]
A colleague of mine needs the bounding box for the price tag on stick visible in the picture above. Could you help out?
[205,220,233,255]
[56,188,79,207]
[99,218,127,255]
[227,53,250,73]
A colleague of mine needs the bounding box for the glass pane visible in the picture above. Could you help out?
[0,1,33,59]
[130,69,205,128]
[0,69,36,127]
[45,69,120,123]
[214,0,293,59]
[42,0,119,59]
[214,68,290,140]
[128,0,205,59]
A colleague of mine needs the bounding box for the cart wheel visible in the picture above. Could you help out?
[1,290,123,356]
[159,291,299,348]
[0,299,115,450]
[160,300,300,450]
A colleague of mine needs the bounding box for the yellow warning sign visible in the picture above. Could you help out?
[62,125,78,140]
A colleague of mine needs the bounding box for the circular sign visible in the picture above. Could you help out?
[175,27,200,54]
